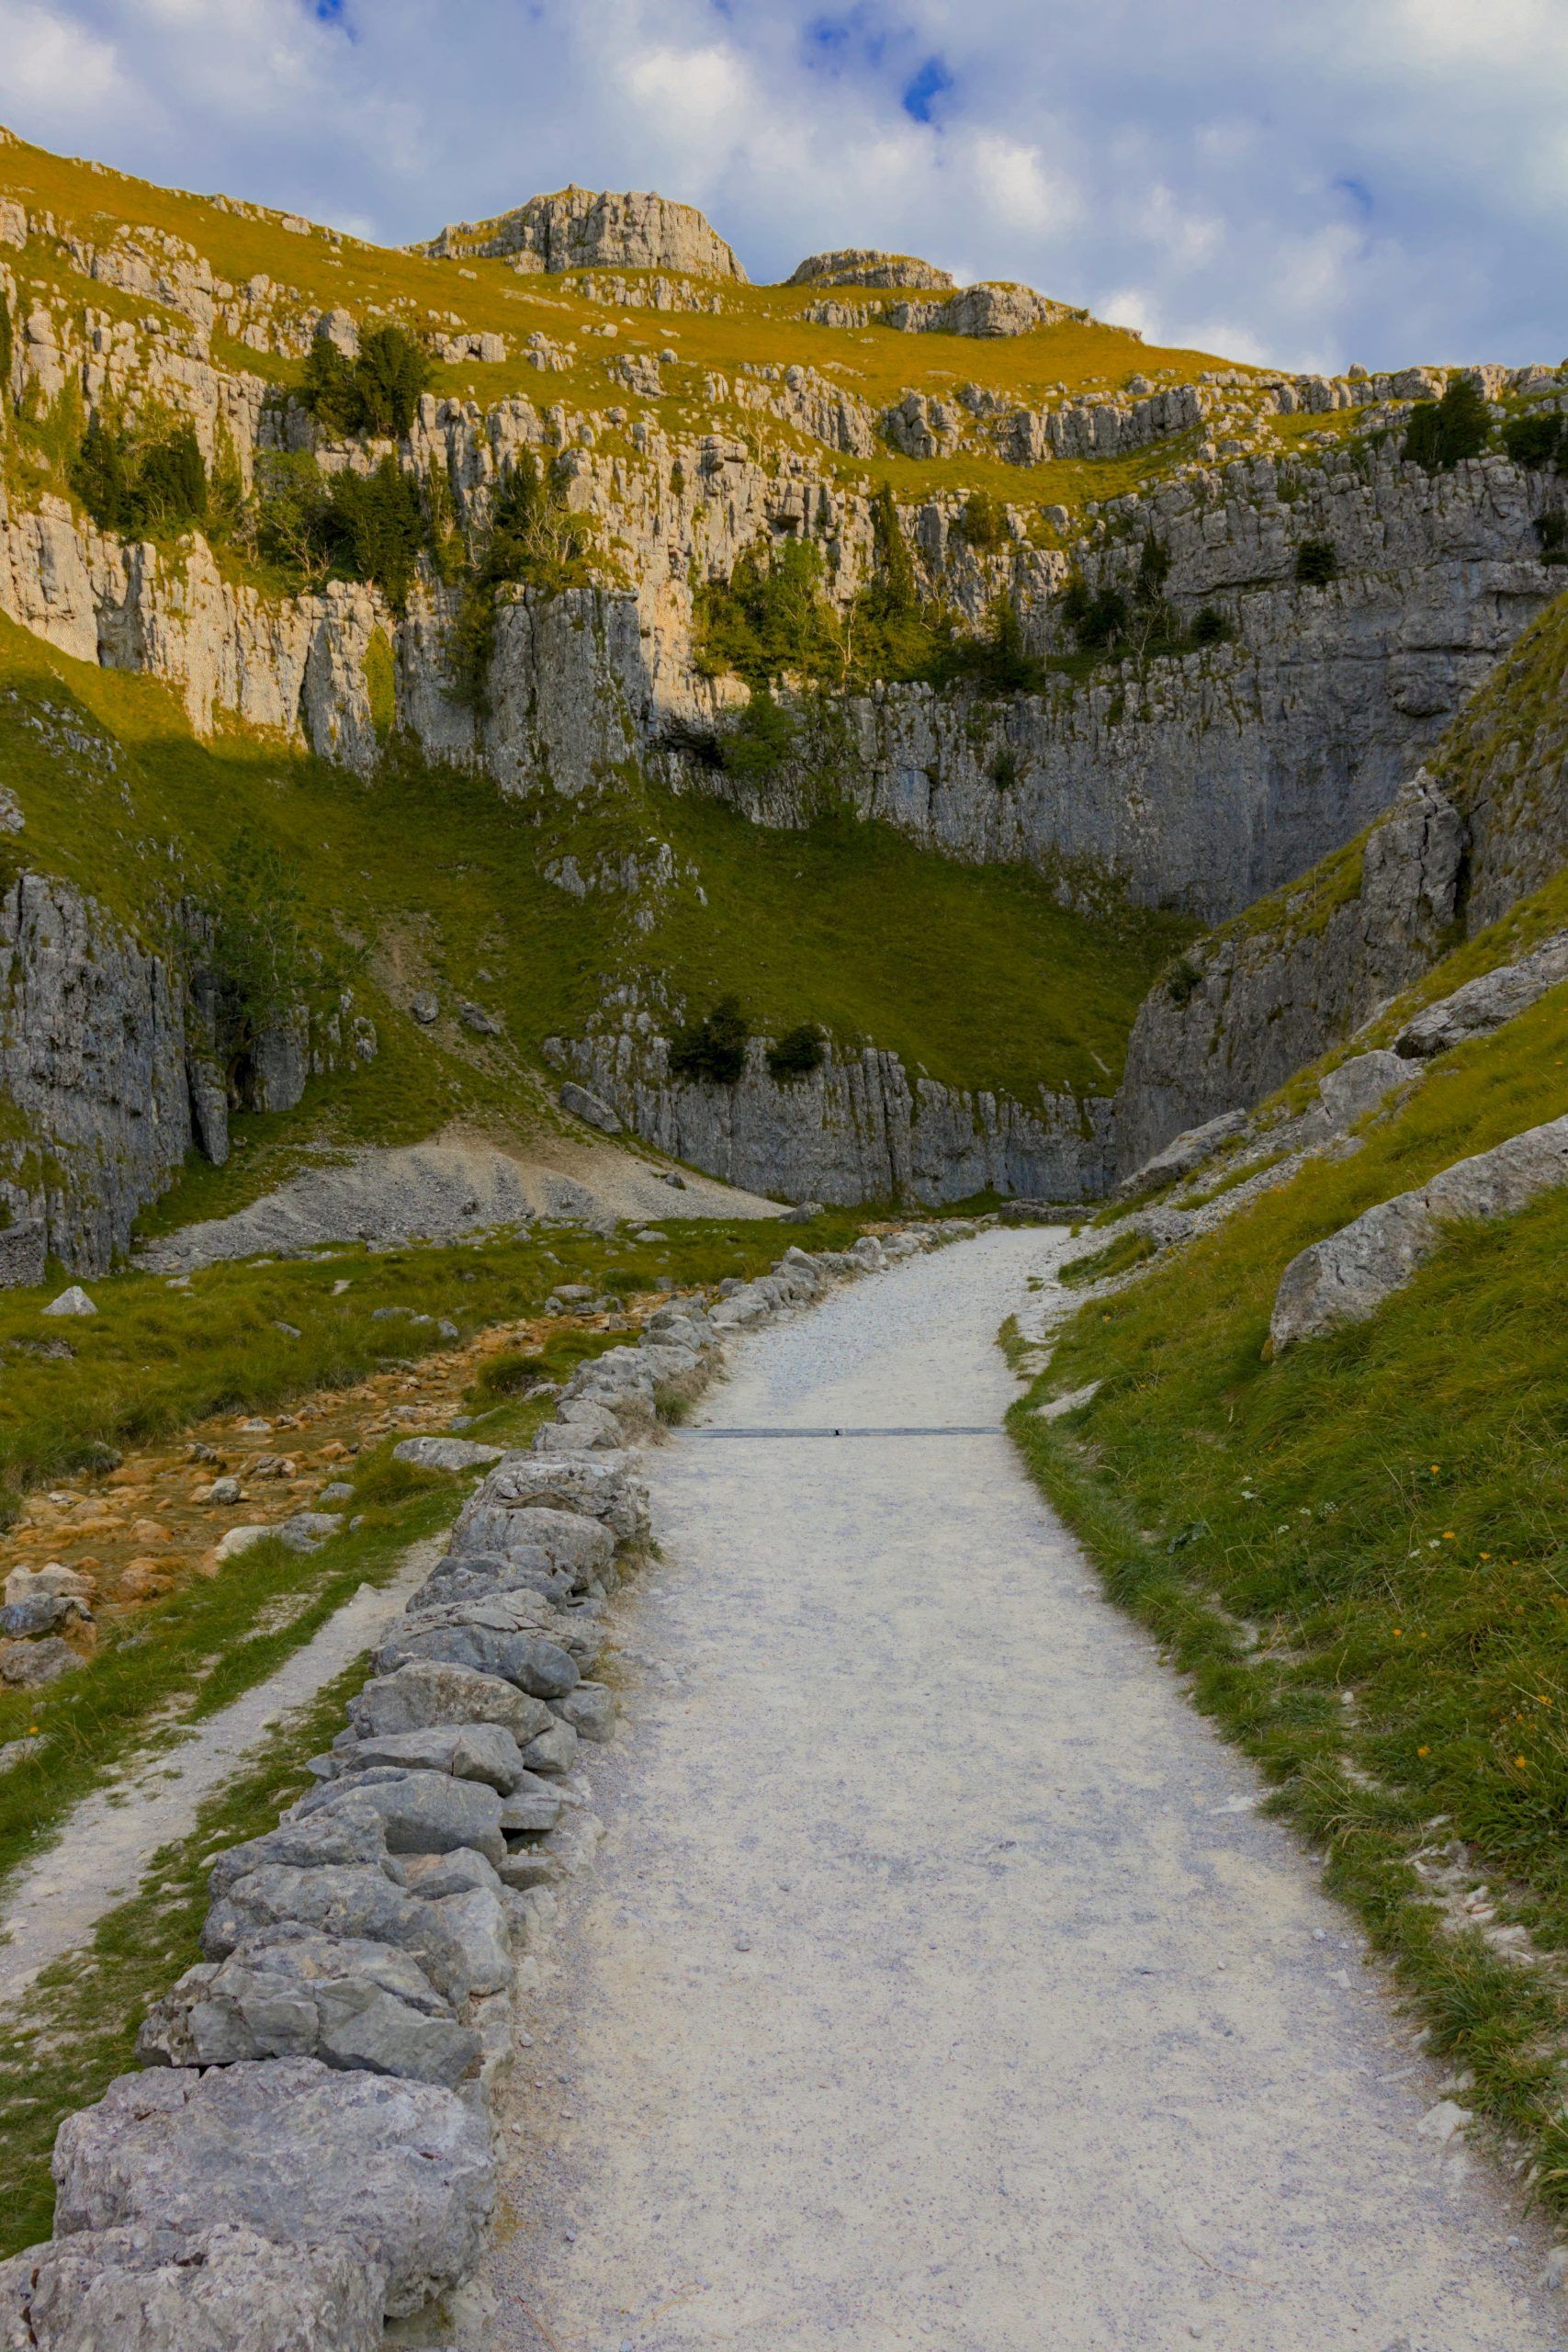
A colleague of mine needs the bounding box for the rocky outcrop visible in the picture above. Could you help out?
[886,284,1083,336]
[786,249,953,290]
[0,872,190,1273]
[1114,770,1465,1170]
[553,1029,1112,1204]
[1393,932,1568,1059]
[0,2222,386,2352]
[1269,1114,1568,1351]
[420,187,747,281]
[0,871,375,1280]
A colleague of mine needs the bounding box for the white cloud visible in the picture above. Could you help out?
[0,0,120,116]
[0,0,1563,367]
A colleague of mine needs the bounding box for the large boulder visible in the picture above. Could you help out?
[444,1498,616,1579]
[337,1721,526,1792]
[0,2222,384,2352]
[52,2061,493,2317]
[209,1810,405,1899]
[1315,1049,1418,1132]
[1270,1113,1568,1351]
[376,1618,579,1700]
[294,1769,507,1865]
[452,1452,648,1547]
[203,1865,473,2010]
[348,1661,553,1747]
[137,1928,480,2089]
[1394,931,1568,1059]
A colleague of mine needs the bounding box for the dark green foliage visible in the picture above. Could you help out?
[1296,536,1339,585]
[1505,413,1565,471]
[354,326,434,438]
[446,452,592,714]
[1164,954,1203,1007]
[719,685,798,775]
[1538,511,1568,567]
[72,417,209,537]
[1134,531,1170,605]
[669,994,750,1085]
[1403,377,1491,471]
[1059,571,1130,653]
[323,460,425,610]
[0,288,12,413]
[299,324,432,442]
[865,481,917,617]
[945,594,1047,691]
[989,744,1021,789]
[1190,605,1232,645]
[765,1023,826,1080]
[197,824,310,1057]
[696,537,842,687]
[956,491,1008,550]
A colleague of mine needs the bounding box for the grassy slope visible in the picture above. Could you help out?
[1014,933,1568,2197]
[0,127,1250,516]
[0,617,1185,1238]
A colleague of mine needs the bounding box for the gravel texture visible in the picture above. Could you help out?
[488,1229,1564,2350]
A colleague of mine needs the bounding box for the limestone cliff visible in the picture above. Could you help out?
[418,187,747,281]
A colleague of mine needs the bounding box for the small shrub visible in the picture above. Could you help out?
[719,686,797,776]
[1059,572,1130,653]
[1164,955,1203,1007]
[990,744,1021,789]
[474,1349,542,1397]
[669,995,750,1085]
[1295,537,1338,585]
[765,1023,827,1080]
[1134,532,1171,605]
[1190,605,1231,645]
[350,1453,441,1508]
[1403,377,1491,471]
[0,289,12,406]
[956,491,1008,551]
[446,452,592,714]
[1537,511,1568,567]
[865,481,917,616]
[364,627,396,741]
[1503,413,1564,471]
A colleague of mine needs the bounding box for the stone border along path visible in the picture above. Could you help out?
[0,1536,443,2000]
[479,1227,1564,2352]
[0,1223,940,2348]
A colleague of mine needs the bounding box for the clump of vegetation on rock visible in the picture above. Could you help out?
[1403,376,1491,471]
[446,451,592,715]
[669,994,750,1084]
[1295,537,1338,585]
[72,413,209,538]
[765,1023,827,1080]
[299,323,433,441]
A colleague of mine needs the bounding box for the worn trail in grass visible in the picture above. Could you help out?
[0,1532,440,1998]
[488,1231,1561,2351]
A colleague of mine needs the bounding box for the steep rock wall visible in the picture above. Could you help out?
[1113,772,1466,1171]
[554,1029,1113,1205]
[0,870,191,1274]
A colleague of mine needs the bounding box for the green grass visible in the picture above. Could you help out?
[1010,976,1568,2199]
[0,617,1183,1250]
[1057,1227,1155,1286]
[0,1657,379,2256]
[0,1207,872,1889]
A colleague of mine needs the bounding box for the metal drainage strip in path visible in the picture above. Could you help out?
[692,1425,998,1439]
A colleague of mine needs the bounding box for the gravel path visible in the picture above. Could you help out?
[492,1228,1563,2350]
[0,1538,441,1998]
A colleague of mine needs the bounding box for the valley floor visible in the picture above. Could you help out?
[486,1231,1562,2350]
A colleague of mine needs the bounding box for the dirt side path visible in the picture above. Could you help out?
[486,1229,1562,2351]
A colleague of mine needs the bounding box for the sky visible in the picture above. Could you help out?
[1,0,1565,373]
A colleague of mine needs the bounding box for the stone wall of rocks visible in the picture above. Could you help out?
[0,1225,948,2346]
